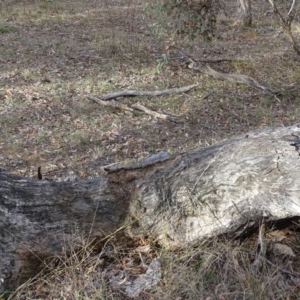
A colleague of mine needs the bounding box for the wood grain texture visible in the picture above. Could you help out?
[1,124,300,291]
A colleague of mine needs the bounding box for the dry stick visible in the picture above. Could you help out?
[188,61,273,93]
[196,58,235,63]
[88,84,199,123]
[87,96,180,123]
[131,103,179,123]
[252,220,267,273]
[246,85,300,99]
[88,95,134,112]
[103,83,199,101]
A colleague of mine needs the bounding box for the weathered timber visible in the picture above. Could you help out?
[101,83,199,101]
[1,125,300,292]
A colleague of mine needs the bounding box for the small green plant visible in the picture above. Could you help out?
[0,24,15,34]
[0,290,10,300]
[155,53,170,74]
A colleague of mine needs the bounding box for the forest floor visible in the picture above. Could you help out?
[1,0,300,299]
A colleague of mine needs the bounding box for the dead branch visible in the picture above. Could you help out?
[193,58,235,63]
[102,84,199,101]
[188,60,274,94]
[131,103,179,123]
[246,84,300,99]
[252,221,267,273]
[88,95,134,112]
[88,84,199,123]
[87,95,180,123]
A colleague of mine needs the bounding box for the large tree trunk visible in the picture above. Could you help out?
[239,0,252,27]
[1,125,300,292]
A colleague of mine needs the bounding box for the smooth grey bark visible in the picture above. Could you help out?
[1,124,300,292]
[239,0,252,26]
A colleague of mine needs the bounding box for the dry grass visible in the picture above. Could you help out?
[2,0,300,299]
[2,0,299,181]
[8,230,300,299]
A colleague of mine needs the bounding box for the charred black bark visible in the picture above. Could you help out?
[1,125,300,292]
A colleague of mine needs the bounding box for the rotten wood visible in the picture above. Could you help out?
[2,125,300,292]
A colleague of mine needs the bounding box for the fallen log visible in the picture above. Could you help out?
[1,124,300,292]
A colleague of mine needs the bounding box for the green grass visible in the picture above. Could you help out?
[0,24,16,33]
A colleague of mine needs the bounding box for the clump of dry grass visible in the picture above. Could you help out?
[8,234,123,300]
[155,239,288,299]
[8,227,300,300]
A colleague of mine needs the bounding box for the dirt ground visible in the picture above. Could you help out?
[1,0,300,181]
[2,0,300,299]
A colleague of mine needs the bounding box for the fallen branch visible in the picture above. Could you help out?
[131,103,179,123]
[87,95,180,123]
[188,60,274,94]
[88,95,134,112]
[252,220,266,273]
[246,84,300,99]
[88,84,199,123]
[192,58,235,64]
[103,83,199,101]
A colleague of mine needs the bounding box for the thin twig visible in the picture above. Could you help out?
[252,219,266,273]
[194,58,235,63]
[288,0,296,16]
